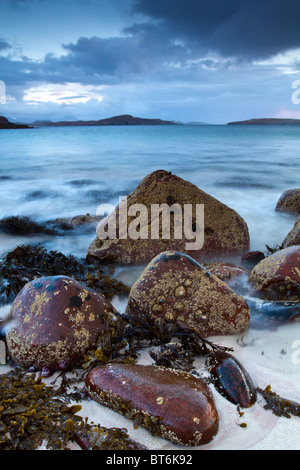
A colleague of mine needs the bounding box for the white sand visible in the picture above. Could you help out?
[75,321,300,451]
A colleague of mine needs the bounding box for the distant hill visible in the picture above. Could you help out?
[32,114,178,127]
[0,116,31,129]
[227,118,300,125]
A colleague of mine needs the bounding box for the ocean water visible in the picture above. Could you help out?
[0,124,299,258]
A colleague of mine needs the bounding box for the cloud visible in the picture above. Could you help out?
[131,0,300,59]
[0,39,12,52]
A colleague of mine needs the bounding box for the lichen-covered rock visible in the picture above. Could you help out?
[6,276,121,371]
[282,217,300,248]
[205,351,257,408]
[249,246,300,300]
[88,170,250,265]
[126,251,250,338]
[85,363,219,446]
[275,188,300,215]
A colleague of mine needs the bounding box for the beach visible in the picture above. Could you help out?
[0,124,300,451]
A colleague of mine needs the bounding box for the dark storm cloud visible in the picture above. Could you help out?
[0,39,12,51]
[1,0,299,117]
[131,0,300,59]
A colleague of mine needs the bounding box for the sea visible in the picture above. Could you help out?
[0,124,299,260]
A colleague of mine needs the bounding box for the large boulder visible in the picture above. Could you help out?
[6,276,121,372]
[126,251,250,338]
[249,246,300,300]
[88,170,250,265]
[275,188,300,215]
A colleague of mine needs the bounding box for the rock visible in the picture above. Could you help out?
[85,363,219,446]
[126,251,250,338]
[241,251,265,270]
[249,246,300,300]
[6,276,121,371]
[0,216,56,236]
[87,170,250,265]
[204,262,248,282]
[69,213,103,227]
[275,188,300,215]
[205,351,257,408]
[282,217,300,248]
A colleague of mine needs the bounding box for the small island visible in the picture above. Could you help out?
[32,114,178,127]
[0,116,31,129]
[227,118,300,126]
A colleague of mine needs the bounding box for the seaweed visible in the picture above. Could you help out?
[75,425,147,450]
[257,385,300,418]
[121,299,233,371]
[0,368,146,450]
[0,244,129,306]
[265,243,284,256]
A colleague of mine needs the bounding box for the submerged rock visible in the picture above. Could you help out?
[88,169,250,265]
[245,296,300,329]
[204,262,248,282]
[6,276,122,371]
[205,351,257,408]
[241,251,265,270]
[0,216,56,236]
[275,188,300,215]
[85,363,219,446]
[249,245,300,300]
[126,251,250,338]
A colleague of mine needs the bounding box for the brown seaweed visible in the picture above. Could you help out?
[257,385,300,418]
[0,244,129,307]
[0,368,146,450]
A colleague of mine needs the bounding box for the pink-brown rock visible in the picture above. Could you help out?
[88,170,250,265]
[6,275,120,371]
[126,251,250,337]
[85,363,219,446]
[205,262,248,282]
[249,246,300,300]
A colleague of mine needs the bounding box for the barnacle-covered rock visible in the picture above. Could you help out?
[205,351,257,408]
[6,275,122,371]
[275,188,300,215]
[85,363,219,446]
[249,245,300,300]
[126,251,250,338]
[88,169,250,265]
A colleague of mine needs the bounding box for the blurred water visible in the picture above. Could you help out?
[0,124,299,257]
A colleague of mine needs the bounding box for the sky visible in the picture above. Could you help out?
[0,0,300,124]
